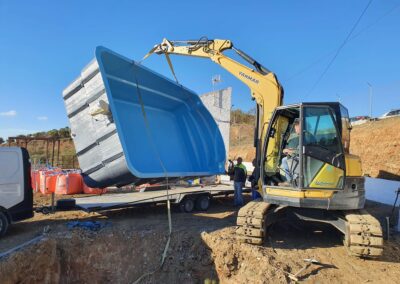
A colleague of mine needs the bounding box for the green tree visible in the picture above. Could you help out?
[33,131,46,137]
[0,137,4,144]
[47,129,59,137]
[58,127,71,138]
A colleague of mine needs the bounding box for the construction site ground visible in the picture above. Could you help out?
[1,192,400,283]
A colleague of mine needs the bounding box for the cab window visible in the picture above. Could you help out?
[303,107,341,153]
[302,106,345,189]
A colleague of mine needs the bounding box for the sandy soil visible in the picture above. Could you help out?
[350,117,400,180]
[1,192,399,283]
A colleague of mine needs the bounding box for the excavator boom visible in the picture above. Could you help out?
[145,38,284,156]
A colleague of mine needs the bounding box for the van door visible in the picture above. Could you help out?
[0,148,24,210]
[0,147,33,222]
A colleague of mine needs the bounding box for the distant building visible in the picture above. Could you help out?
[200,87,232,157]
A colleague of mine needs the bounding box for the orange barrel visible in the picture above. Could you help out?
[55,173,83,195]
[83,182,106,195]
[40,174,58,194]
[39,170,55,193]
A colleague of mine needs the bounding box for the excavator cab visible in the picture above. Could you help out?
[261,102,348,200]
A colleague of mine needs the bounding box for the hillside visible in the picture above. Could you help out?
[229,123,255,161]
[229,116,400,181]
[350,117,400,180]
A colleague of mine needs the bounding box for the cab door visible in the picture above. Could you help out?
[301,106,345,189]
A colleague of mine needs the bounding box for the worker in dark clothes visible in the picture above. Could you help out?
[226,159,235,180]
[248,158,261,200]
[233,157,247,206]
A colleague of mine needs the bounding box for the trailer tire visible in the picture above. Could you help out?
[195,195,210,211]
[180,198,195,213]
[41,207,51,215]
[0,211,9,238]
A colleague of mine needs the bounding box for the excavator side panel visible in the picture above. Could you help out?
[308,163,344,188]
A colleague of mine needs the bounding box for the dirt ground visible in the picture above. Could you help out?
[1,192,400,283]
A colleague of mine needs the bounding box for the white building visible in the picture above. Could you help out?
[200,87,232,157]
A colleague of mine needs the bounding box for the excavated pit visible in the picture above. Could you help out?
[0,229,219,284]
[0,217,296,284]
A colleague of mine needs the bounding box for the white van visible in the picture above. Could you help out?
[0,147,33,237]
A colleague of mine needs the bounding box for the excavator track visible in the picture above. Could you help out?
[236,201,271,245]
[344,210,384,258]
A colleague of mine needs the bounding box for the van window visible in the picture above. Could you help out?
[0,152,20,179]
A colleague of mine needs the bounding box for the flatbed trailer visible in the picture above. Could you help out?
[73,184,242,213]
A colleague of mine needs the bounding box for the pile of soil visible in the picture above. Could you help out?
[350,117,400,180]
[229,123,255,161]
[229,144,255,161]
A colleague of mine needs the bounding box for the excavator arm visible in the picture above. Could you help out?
[144,38,284,155]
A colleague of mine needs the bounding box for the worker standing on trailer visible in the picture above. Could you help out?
[233,157,247,206]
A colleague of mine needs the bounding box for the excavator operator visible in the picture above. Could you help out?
[280,119,317,185]
[281,119,301,185]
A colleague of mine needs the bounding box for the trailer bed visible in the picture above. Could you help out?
[74,184,235,212]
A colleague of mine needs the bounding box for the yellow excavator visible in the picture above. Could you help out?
[145,37,384,258]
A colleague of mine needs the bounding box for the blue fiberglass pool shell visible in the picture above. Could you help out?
[63,46,226,187]
[96,46,226,178]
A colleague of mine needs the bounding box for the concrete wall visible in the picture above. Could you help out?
[200,88,232,157]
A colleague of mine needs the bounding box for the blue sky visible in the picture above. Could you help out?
[0,0,399,139]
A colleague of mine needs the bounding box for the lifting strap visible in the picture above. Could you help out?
[140,48,180,84]
[131,67,173,284]
[164,53,179,84]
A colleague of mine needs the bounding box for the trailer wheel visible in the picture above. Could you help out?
[0,211,9,238]
[195,195,210,211]
[180,198,195,213]
[41,207,51,215]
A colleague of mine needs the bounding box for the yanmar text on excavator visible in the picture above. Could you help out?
[145,38,384,258]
